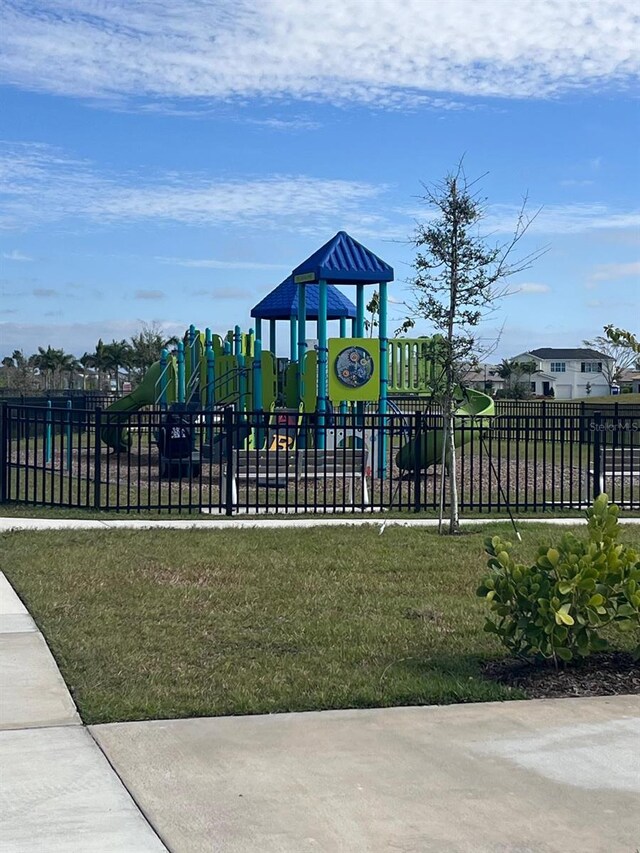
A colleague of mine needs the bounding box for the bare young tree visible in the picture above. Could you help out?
[407,162,545,533]
[583,330,640,386]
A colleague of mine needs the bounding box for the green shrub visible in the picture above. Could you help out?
[477,495,640,664]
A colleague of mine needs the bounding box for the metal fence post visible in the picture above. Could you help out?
[224,406,234,516]
[413,410,422,512]
[93,407,102,509]
[0,403,8,504]
[592,410,602,498]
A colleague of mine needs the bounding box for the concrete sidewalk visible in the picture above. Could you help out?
[92,696,640,853]
[2,514,640,532]
[0,572,167,852]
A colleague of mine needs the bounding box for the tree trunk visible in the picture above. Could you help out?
[447,412,460,533]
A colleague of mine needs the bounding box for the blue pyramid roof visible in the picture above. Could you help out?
[291,231,394,285]
[251,276,356,320]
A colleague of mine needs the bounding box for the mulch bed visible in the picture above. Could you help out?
[482,652,640,699]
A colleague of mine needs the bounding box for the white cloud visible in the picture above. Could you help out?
[484,203,640,235]
[157,257,288,271]
[2,250,33,261]
[0,141,383,230]
[516,283,551,294]
[589,260,640,281]
[1,1,638,108]
[135,289,165,300]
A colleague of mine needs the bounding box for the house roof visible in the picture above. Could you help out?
[526,348,611,360]
[250,276,356,320]
[291,231,394,285]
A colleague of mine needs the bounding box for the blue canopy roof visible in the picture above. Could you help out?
[291,230,394,285]
[251,276,356,320]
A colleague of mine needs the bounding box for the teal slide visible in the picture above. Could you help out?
[396,388,494,472]
[101,361,164,452]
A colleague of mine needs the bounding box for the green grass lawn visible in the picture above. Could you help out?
[3,524,639,724]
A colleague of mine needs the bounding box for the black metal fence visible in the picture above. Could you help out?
[1,402,639,514]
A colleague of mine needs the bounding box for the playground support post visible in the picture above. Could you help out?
[297,282,307,402]
[255,318,262,345]
[189,324,196,385]
[290,316,298,362]
[317,278,328,449]
[339,316,347,414]
[356,284,365,337]
[238,353,247,413]
[177,341,186,405]
[252,338,264,447]
[234,325,242,358]
[378,279,388,478]
[206,342,215,448]
[159,347,169,409]
[269,319,277,356]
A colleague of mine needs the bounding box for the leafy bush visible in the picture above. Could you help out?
[477,495,640,664]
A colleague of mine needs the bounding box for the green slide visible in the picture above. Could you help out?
[101,361,167,452]
[396,387,494,472]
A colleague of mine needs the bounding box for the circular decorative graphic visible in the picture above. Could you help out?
[334,346,374,388]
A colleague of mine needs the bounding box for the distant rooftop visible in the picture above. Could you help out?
[523,348,612,360]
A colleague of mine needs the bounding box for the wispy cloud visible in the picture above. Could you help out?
[2,250,33,261]
[484,203,640,235]
[33,287,58,298]
[135,289,165,300]
[589,260,640,281]
[516,282,551,294]
[191,286,256,300]
[0,141,383,230]
[1,1,638,109]
[158,256,288,271]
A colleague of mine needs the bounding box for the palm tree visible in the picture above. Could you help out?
[103,339,133,393]
[79,352,96,390]
[92,339,110,391]
[33,346,59,390]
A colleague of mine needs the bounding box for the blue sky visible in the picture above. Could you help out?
[1,0,639,360]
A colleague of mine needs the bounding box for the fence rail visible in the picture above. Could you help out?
[1,403,639,514]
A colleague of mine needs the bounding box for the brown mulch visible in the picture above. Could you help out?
[482,652,640,699]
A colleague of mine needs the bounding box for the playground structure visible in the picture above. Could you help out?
[102,231,495,472]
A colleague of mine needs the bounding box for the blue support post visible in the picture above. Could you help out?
[189,324,196,387]
[159,347,169,409]
[177,341,185,405]
[297,282,307,404]
[355,284,366,424]
[206,343,215,448]
[378,280,389,479]
[234,325,241,357]
[224,338,231,355]
[356,284,365,338]
[252,338,263,447]
[290,316,298,362]
[45,400,52,464]
[339,317,347,414]
[255,318,262,345]
[66,399,72,472]
[238,353,247,414]
[269,319,277,356]
[317,279,328,449]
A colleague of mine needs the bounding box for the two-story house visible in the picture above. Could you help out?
[511,348,614,399]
